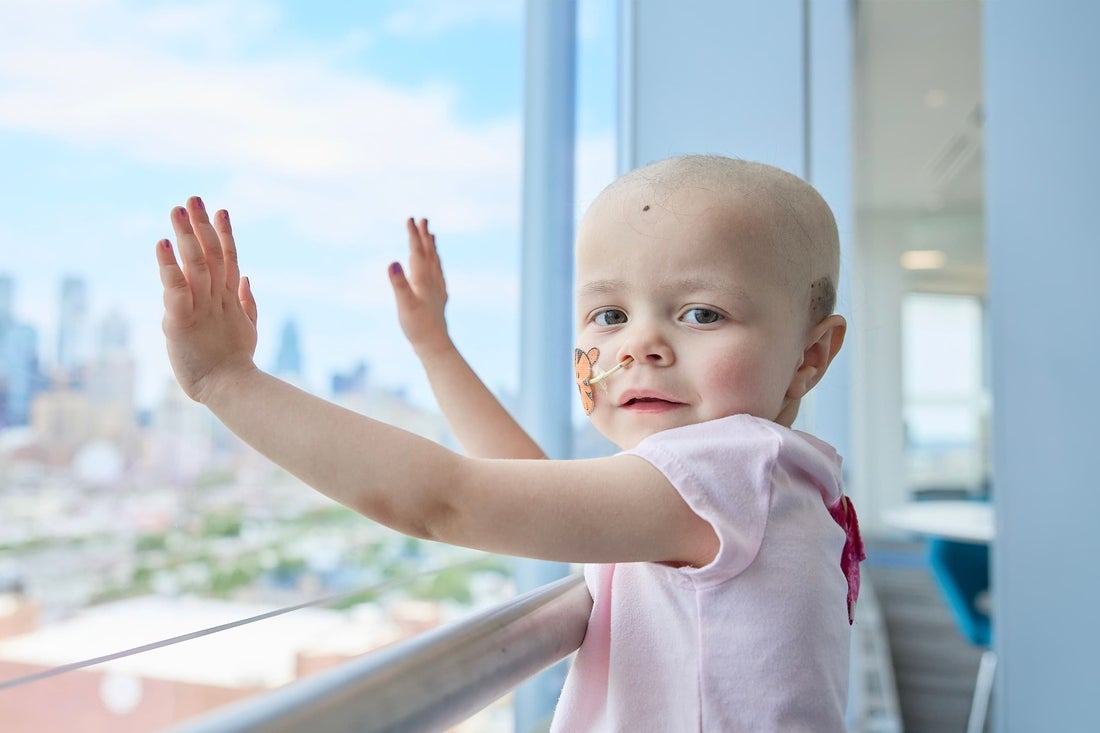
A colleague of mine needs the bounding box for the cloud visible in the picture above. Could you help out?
[253,258,518,312]
[0,0,523,246]
[382,0,522,37]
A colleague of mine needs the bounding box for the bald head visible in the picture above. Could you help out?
[593,155,841,324]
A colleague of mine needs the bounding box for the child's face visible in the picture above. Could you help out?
[575,183,813,450]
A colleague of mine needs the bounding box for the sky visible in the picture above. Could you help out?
[0,0,617,413]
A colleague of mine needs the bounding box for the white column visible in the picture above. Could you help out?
[850,213,907,526]
[984,3,1100,730]
[804,0,854,475]
[515,2,576,729]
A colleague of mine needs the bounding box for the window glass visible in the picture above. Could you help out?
[901,293,989,496]
[0,1,615,729]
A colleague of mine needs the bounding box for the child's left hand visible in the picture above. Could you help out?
[388,217,452,359]
[156,197,259,405]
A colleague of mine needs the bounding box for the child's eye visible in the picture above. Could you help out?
[593,309,628,326]
[682,308,723,325]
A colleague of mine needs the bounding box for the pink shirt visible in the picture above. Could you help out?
[550,415,851,732]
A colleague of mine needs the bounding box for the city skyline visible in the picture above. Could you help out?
[0,270,393,414]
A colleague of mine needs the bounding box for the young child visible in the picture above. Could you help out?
[155,155,863,731]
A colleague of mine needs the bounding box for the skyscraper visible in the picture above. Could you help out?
[273,318,303,378]
[57,276,89,379]
[86,310,135,408]
[0,274,42,427]
[332,361,369,396]
[0,275,12,322]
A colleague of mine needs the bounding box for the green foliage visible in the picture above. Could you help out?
[298,505,360,525]
[329,588,380,610]
[195,469,236,490]
[202,512,243,538]
[273,556,307,574]
[135,532,168,552]
[209,564,260,597]
[404,557,509,605]
[410,567,473,604]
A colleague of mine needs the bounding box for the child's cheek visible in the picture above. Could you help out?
[705,351,770,417]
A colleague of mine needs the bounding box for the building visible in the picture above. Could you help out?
[56,276,89,382]
[0,274,43,427]
[272,318,303,379]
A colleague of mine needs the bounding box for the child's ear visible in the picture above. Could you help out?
[786,314,846,400]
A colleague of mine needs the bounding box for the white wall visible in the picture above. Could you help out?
[619,1,807,173]
[851,213,907,522]
[985,3,1100,730]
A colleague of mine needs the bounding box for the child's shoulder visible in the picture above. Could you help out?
[628,415,840,486]
[626,415,787,478]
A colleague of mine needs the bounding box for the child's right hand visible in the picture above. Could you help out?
[156,197,259,404]
[388,218,453,359]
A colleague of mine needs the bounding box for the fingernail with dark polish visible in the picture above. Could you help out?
[389,262,403,276]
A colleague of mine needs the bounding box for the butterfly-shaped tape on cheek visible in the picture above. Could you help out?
[574,348,634,415]
[574,347,600,415]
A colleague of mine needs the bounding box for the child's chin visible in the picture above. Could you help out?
[606,423,679,451]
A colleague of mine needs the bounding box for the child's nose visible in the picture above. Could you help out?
[617,321,675,366]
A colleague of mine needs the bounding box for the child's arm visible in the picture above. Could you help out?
[388,218,545,459]
[156,198,717,567]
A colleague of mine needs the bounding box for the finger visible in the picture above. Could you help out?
[186,196,227,300]
[156,238,194,319]
[408,217,439,284]
[388,261,412,301]
[238,276,258,326]
[413,220,442,274]
[170,205,211,310]
[416,219,446,300]
[418,218,440,266]
[215,209,241,294]
[406,216,426,262]
[404,218,430,293]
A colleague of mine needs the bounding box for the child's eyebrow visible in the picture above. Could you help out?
[577,279,628,297]
[578,276,754,303]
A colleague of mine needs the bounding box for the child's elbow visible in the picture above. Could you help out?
[356,491,458,545]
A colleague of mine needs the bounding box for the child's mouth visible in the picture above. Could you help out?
[623,397,683,412]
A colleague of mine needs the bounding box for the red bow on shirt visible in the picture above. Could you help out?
[828,495,866,625]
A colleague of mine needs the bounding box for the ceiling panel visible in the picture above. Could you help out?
[855,0,983,212]
[854,0,985,290]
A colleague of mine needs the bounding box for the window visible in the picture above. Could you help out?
[901,293,990,497]
[0,2,618,730]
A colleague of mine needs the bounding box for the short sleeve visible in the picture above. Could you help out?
[625,414,781,587]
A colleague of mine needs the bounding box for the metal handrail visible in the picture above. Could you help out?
[166,574,591,733]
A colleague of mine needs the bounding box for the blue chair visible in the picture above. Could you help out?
[928,538,995,733]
